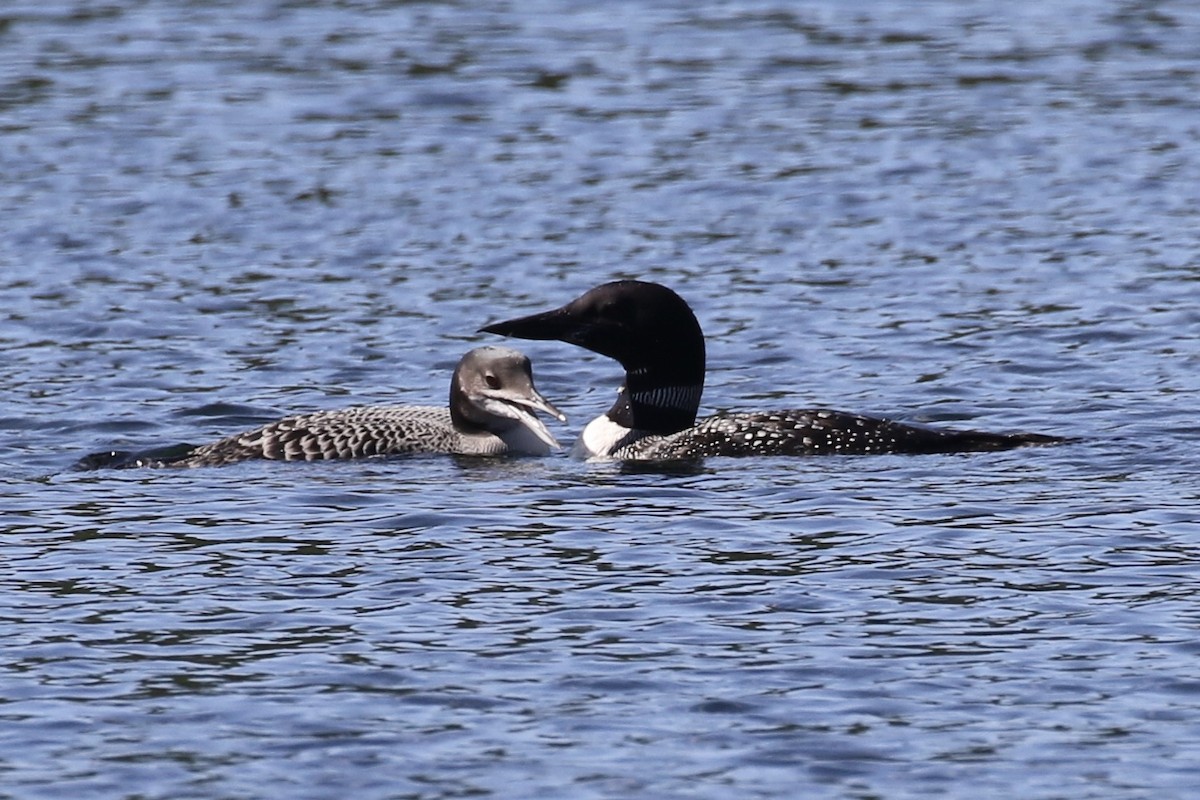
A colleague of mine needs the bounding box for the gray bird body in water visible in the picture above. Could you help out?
[79,346,566,469]
[481,280,1069,461]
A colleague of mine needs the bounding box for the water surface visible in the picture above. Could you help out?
[2,1,1200,797]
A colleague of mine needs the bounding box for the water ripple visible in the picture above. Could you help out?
[3,0,1200,797]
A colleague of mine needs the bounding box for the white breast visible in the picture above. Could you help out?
[572,414,634,460]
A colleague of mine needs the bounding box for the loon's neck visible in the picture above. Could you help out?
[580,376,704,459]
[448,384,486,434]
[604,369,704,435]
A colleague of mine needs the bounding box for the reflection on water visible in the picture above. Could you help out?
[3,0,1200,797]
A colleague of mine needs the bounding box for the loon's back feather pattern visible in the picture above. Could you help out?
[172,405,501,467]
[610,409,1062,460]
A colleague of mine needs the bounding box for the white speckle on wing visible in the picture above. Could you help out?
[601,404,1045,461]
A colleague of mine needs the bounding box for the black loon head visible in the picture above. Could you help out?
[449,346,567,450]
[480,281,706,434]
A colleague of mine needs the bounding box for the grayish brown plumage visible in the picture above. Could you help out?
[83,346,565,468]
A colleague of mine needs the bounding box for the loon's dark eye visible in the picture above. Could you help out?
[484,373,501,390]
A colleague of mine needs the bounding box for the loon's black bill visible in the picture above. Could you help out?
[479,307,573,342]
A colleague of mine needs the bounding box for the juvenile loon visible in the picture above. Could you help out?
[78,346,566,469]
[480,280,1066,460]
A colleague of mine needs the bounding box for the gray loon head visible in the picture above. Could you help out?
[450,346,567,450]
[480,281,706,434]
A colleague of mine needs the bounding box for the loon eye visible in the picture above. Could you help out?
[484,373,501,390]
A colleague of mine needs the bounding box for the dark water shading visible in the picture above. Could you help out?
[3,0,1200,798]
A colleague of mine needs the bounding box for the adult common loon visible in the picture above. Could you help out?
[480,280,1066,460]
[77,346,566,469]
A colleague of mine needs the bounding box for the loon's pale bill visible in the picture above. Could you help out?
[477,382,568,451]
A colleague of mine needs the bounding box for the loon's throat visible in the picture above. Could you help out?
[607,378,703,434]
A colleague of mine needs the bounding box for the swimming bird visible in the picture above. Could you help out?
[480,280,1066,460]
[78,346,566,468]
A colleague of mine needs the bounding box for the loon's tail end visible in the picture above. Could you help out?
[948,429,1076,453]
[1008,431,1074,446]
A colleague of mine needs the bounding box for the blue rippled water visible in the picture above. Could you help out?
[3,1,1200,797]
